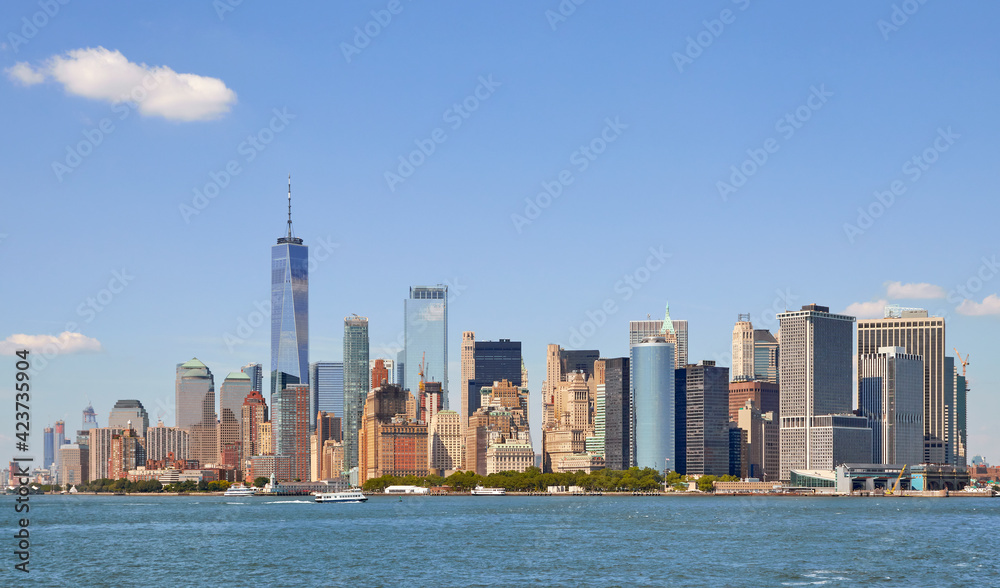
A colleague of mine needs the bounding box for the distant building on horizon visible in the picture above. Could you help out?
[732,315,779,384]
[82,404,99,431]
[43,426,54,471]
[369,358,395,390]
[359,384,428,484]
[729,380,780,423]
[220,372,252,468]
[404,285,448,408]
[175,358,218,467]
[59,444,88,487]
[343,315,370,471]
[428,409,463,476]
[108,400,150,437]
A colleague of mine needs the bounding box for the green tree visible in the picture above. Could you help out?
[253,476,269,488]
[697,475,718,492]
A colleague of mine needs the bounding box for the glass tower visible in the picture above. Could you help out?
[43,427,54,470]
[631,337,676,473]
[241,362,263,393]
[404,285,448,408]
[343,316,370,470]
[310,361,344,419]
[270,177,309,454]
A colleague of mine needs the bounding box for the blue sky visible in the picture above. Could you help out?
[2,1,999,464]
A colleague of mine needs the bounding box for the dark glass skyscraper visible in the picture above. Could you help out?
[343,316,370,470]
[466,339,522,419]
[43,426,54,470]
[603,357,630,471]
[270,177,308,453]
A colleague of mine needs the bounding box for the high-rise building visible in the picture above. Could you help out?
[257,421,274,457]
[952,365,968,470]
[144,421,190,462]
[467,380,532,475]
[753,330,779,384]
[54,420,66,472]
[631,336,676,473]
[59,444,88,486]
[395,349,405,396]
[736,399,779,481]
[82,404,98,430]
[404,285,448,408]
[732,315,779,384]
[428,410,464,475]
[270,177,309,450]
[599,358,630,470]
[588,362,606,457]
[728,380,780,423]
[684,361,731,477]
[43,426,54,470]
[241,390,269,464]
[369,358,395,389]
[241,362,263,393]
[220,372,252,467]
[674,367,687,475]
[175,358,218,467]
[88,427,122,481]
[110,425,146,480]
[311,361,344,421]
[107,400,150,436]
[461,335,523,427]
[858,346,923,466]
[778,304,861,480]
[857,308,948,464]
[630,310,687,369]
[311,411,342,481]
[343,315,370,470]
[275,383,310,481]
[541,343,599,473]
[359,384,428,484]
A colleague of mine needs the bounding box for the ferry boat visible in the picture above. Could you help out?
[223,484,256,497]
[314,489,368,503]
[470,486,506,496]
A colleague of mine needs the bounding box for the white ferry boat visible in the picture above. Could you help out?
[471,486,506,496]
[314,489,368,503]
[224,484,256,497]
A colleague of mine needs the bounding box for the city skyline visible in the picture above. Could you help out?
[2,3,999,466]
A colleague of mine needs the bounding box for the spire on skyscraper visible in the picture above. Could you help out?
[659,302,675,336]
[287,173,293,239]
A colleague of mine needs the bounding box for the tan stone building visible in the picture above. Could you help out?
[486,440,534,474]
[465,379,531,475]
[359,384,428,484]
[428,410,463,476]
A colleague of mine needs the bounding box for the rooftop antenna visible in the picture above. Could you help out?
[286,174,293,239]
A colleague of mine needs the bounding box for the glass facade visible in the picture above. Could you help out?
[43,427,54,470]
[631,338,675,473]
[311,361,345,420]
[404,285,448,408]
[241,362,263,393]
[220,373,252,463]
[343,317,370,470]
[175,358,218,466]
[270,237,309,451]
[468,339,522,417]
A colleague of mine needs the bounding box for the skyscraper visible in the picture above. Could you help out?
[59,444,88,486]
[731,315,779,383]
[359,384,428,484]
[270,176,309,448]
[175,358,218,467]
[82,404,98,430]
[241,362,263,392]
[857,308,949,464]
[107,400,150,436]
[601,357,630,470]
[241,389,269,463]
[311,361,345,424]
[778,304,865,480]
[858,346,923,465]
[629,308,687,369]
[368,358,394,389]
[145,421,190,462]
[631,336,676,473]
[220,372,252,466]
[428,410,464,475]
[275,383,310,481]
[461,335,522,426]
[343,315,370,470]
[54,420,66,473]
[683,361,730,477]
[404,285,448,407]
[43,427,54,470]
[732,316,755,381]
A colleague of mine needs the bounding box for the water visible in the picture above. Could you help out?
[5,494,998,586]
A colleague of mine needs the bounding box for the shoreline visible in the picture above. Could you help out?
[21,490,997,499]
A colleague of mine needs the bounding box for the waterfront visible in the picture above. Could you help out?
[8,495,998,586]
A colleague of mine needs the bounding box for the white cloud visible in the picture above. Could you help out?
[844,299,888,319]
[419,302,445,323]
[0,332,102,356]
[5,62,44,85]
[885,281,946,299]
[7,47,236,121]
[956,294,1000,316]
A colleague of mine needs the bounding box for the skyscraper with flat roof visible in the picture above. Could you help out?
[310,361,344,430]
[404,285,448,407]
[601,358,630,470]
[275,383,310,481]
[777,304,858,480]
[220,372,252,467]
[241,390,268,464]
[242,363,263,392]
[145,421,190,462]
[343,315,370,470]
[461,336,522,426]
[271,176,309,451]
[631,336,676,473]
[43,426,54,470]
[175,358,218,467]
[684,361,730,477]
[859,346,923,465]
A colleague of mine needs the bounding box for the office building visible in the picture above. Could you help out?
[43,426,54,470]
[729,426,748,478]
[311,411,342,481]
[310,361,344,420]
[541,344,599,436]
[82,404,99,430]
[631,336,676,473]
[404,285,448,408]
[858,346,923,466]
[950,362,969,470]
[684,361,730,477]
[110,425,146,480]
[753,330,779,384]
[219,372,252,466]
[728,380,780,423]
[467,380,532,474]
[674,367,688,475]
[588,363,606,457]
[630,308,687,370]
[274,383,310,481]
[736,399,779,481]
[486,441,535,475]
[732,315,779,384]
[241,389,269,463]
[241,362,263,393]
[461,334,523,427]
[428,409,464,475]
[778,304,859,479]
[857,307,949,464]
[369,358,394,389]
[107,400,150,436]
[359,384,428,484]
[542,370,594,473]
[320,440,345,480]
[343,315,370,470]
[270,178,309,452]
[54,420,66,472]
[370,359,389,391]
[59,444,88,486]
[600,358,630,470]
[257,420,274,457]
[87,427,122,481]
[175,358,218,467]
[144,421,190,462]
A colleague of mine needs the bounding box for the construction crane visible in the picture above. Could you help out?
[886,465,907,496]
[954,348,970,378]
